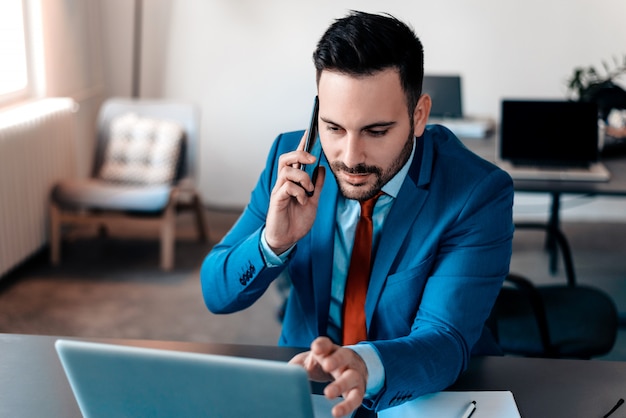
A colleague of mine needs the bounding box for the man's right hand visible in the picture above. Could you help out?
[264,132,326,255]
[289,337,368,418]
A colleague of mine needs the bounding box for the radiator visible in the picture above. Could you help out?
[0,98,77,278]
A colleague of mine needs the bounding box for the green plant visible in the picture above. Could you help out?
[567,54,626,101]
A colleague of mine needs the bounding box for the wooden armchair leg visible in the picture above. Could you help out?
[192,194,208,242]
[50,203,61,265]
[160,205,176,271]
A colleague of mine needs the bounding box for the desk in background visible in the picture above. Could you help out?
[464,136,626,198]
[464,135,626,205]
[464,136,626,278]
[2,333,626,418]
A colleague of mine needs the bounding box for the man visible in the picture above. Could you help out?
[201,11,514,417]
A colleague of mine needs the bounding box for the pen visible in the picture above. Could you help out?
[603,398,624,418]
[461,400,476,418]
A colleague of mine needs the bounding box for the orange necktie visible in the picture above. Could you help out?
[342,193,382,345]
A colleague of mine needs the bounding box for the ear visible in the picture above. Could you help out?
[413,94,432,137]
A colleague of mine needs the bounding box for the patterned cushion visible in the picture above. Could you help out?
[98,113,183,185]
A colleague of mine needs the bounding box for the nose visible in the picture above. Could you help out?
[342,133,364,168]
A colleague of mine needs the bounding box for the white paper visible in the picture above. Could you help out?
[379,391,521,418]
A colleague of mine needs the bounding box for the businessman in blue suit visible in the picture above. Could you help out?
[201,11,513,417]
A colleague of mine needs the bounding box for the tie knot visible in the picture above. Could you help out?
[359,191,383,219]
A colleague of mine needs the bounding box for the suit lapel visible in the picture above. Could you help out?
[310,162,338,335]
[365,134,434,327]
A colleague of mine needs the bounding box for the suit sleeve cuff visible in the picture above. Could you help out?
[260,228,294,267]
[347,343,385,398]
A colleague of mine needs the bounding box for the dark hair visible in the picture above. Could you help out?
[313,10,424,115]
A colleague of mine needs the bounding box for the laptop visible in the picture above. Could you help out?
[55,339,341,418]
[424,74,494,138]
[497,99,610,182]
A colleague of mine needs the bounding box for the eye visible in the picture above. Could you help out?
[325,125,343,134]
[367,129,388,137]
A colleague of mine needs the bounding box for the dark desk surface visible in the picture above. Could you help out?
[2,333,626,418]
[450,355,626,418]
[464,137,626,196]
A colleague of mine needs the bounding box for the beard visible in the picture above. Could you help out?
[329,128,415,201]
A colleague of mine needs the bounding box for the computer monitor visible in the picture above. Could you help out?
[423,75,463,119]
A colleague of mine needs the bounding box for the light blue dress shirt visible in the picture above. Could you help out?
[261,138,416,397]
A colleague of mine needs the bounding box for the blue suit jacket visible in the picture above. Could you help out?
[201,125,514,411]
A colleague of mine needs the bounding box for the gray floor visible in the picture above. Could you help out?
[0,207,625,360]
[0,208,283,346]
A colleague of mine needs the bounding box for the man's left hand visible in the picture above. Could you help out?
[289,336,368,417]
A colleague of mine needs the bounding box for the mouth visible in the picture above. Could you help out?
[330,161,381,189]
[341,171,372,185]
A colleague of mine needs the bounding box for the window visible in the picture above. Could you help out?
[0,0,29,103]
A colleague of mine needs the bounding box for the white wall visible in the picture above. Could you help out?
[106,0,626,209]
[35,0,105,178]
[98,0,136,98]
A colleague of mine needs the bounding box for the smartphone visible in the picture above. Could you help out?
[300,96,322,196]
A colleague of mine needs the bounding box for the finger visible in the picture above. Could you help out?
[323,366,364,397]
[289,349,335,382]
[318,347,356,376]
[311,336,336,356]
[276,177,314,206]
[305,358,334,382]
[324,368,366,417]
[303,351,318,371]
[311,343,344,375]
[297,130,308,151]
[293,164,325,201]
[276,154,318,196]
[272,164,316,204]
[332,387,365,418]
[278,149,317,171]
[294,352,322,377]
[304,337,337,381]
[292,131,313,170]
[288,351,309,367]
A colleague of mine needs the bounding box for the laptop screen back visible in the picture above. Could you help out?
[423,75,463,119]
[55,339,317,418]
[500,100,599,167]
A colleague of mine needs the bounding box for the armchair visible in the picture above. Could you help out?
[49,97,207,271]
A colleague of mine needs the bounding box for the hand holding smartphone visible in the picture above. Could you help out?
[300,96,323,196]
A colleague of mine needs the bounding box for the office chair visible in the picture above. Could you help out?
[489,272,618,359]
[50,97,207,271]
